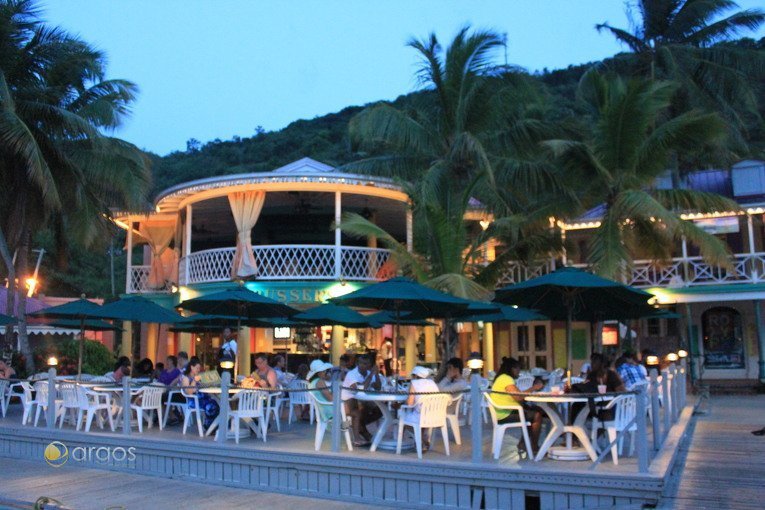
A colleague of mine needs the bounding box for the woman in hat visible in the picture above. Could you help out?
[307,359,335,422]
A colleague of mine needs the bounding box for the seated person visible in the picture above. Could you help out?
[437,357,468,393]
[405,366,439,451]
[158,356,182,386]
[250,352,278,389]
[272,354,288,385]
[151,362,164,382]
[0,359,16,379]
[572,353,626,424]
[307,360,335,421]
[342,354,383,446]
[180,357,219,429]
[491,357,545,457]
[615,352,646,389]
[112,356,131,383]
[133,358,154,378]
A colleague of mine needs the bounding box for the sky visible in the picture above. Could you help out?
[42,0,765,156]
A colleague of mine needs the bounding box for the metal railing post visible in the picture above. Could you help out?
[670,363,679,422]
[661,369,671,438]
[217,372,230,444]
[122,376,131,435]
[331,369,342,452]
[650,368,661,450]
[680,358,687,410]
[635,386,649,473]
[470,376,483,463]
[46,368,56,429]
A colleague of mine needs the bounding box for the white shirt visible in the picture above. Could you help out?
[341,367,384,401]
[381,341,393,360]
[222,339,237,357]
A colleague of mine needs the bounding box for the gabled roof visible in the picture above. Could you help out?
[272,157,335,174]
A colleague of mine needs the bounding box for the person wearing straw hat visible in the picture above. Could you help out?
[307,360,335,422]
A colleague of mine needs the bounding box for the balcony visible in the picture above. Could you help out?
[497,252,765,289]
[128,245,392,293]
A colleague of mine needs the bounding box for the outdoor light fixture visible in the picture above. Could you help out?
[219,353,235,370]
[170,284,179,294]
[467,351,483,372]
[678,349,688,358]
[479,219,491,231]
[666,352,679,362]
[47,356,58,367]
[646,355,660,366]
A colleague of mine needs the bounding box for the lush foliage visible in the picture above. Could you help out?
[33,338,114,376]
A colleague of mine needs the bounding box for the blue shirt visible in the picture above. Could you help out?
[617,363,645,389]
[158,367,181,386]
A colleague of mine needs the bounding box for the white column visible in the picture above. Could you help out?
[681,236,689,285]
[184,204,192,285]
[406,207,413,252]
[334,191,342,278]
[125,220,133,293]
[561,228,567,265]
[748,213,758,281]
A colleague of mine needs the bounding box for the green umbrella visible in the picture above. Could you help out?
[366,311,435,327]
[494,267,652,371]
[0,313,17,326]
[170,314,311,332]
[331,277,470,373]
[45,318,122,331]
[452,304,547,323]
[30,298,103,378]
[295,303,381,329]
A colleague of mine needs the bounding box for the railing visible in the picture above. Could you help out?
[128,265,172,294]
[175,245,391,286]
[497,252,765,288]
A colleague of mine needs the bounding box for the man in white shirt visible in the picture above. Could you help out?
[342,355,383,446]
[381,338,393,376]
[219,327,237,376]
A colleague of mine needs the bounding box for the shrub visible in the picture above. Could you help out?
[33,339,115,376]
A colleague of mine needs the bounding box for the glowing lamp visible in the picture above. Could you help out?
[677,349,688,358]
[467,352,484,372]
[47,356,58,367]
[666,352,679,362]
[219,353,235,370]
[646,355,660,366]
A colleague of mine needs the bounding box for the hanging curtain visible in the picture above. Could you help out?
[228,191,266,278]
[170,211,184,284]
[137,219,176,289]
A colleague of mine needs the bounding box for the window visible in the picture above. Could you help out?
[535,356,547,369]
[534,325,546,351]
[701,307,745,369]
[519,356,530,370]
[517,326,529,352]
[647,318,660,336]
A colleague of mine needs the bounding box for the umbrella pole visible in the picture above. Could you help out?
[78,317,85,381]
[235,315,242,378]
[566,306,573,375]
[394,308,400,377]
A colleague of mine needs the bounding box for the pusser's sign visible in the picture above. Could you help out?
[245,282,360,305]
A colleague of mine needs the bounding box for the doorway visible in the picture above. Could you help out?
[512,322,551,370]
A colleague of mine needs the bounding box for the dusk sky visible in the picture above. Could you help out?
[43,1,765,156]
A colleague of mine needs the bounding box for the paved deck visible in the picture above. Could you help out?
[659,395,765,509]
[0,458,389,509]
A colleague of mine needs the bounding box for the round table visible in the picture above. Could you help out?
[354,391,414,452]
[525,393,614,462]
[93,385,155,426]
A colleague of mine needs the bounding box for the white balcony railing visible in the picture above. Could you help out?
[497,252,765,289]
[176,244,392,286]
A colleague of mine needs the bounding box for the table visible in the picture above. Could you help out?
[354,391,413,452]
[92,385,152,425]
[525,394,614,462]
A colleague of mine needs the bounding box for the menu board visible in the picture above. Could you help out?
[702,307,745,369]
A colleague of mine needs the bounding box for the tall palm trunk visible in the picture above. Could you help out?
[15,228,34,374]
[0,227,15,349]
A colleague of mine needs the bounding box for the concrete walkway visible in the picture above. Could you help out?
[0,458,390,510]
[659,395,765,509]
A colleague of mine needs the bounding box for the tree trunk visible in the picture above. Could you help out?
[16,228,35,375]
[0,227,16,349]
[434,320,458,383]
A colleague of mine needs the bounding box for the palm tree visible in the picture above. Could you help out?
[342,27,568,364]
[546,70,739,279]
[0,0,151,372]
[596,0,765,154]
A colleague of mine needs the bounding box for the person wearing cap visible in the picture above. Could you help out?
[404,366,439,452]
[307,359,335,422]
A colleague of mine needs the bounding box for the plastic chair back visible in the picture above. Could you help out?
[140,386,164,408]
[33,381,49,404]
[516,374,534,391]
[235,389,266,416]
[613,394,637,430]
[60,384,79,408]
[288,380,311,405]
[416,394,450,428]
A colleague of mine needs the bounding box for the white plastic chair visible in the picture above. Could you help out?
[58,384,115,432]
[396,394,451,459]
[516,374,534,392]
[266,388,284,432]
[130,385,165,433]
[163,389,204,437]
[445,394,464,445]
[31,381,62,427]
[308,392,353,451]
[228,389,267,443]
[16,382,34,425]
[286,380,313,425]
[590,394,637,465]
[483,392,532,460]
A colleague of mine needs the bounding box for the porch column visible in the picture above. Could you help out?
[405,326,416,375]
[406,207,413,252]
[424,324,436,363]
[120,321,132,357]
[561,227,567,265]
[178,332,192,356]
[334,191,342,278]
[239,326,252,376]
[483,322,495,375]
[146,323,159,363]
[125,221,133,293]
[331,326,344,365]
[184,205,192,285]
[681,236,689,284]
[753,300,765,383]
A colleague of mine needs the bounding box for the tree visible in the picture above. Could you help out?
[342,27,566,366]
[546,70,739,279]
[0,0,151,372]
[596,0,765,155]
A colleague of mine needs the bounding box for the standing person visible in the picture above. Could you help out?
[342,354,383,446]
[272,354,287,385]
[381,337,393,376]
[177,351,189,373]
[218,327,237,377]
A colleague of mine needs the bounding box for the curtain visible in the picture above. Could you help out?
[228,191,266,278]
[137,220,176,289]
